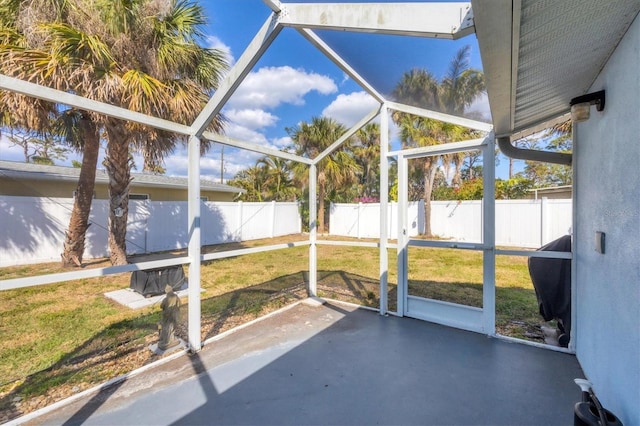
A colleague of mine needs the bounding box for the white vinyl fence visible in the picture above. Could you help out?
[330,198,572,248]
[0,196,301,266]
[330,201,426,239]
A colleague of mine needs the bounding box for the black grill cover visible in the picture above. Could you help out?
[130,265,186,297]
[528,235,572,336]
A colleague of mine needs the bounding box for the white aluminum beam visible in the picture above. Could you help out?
[482,132,496,335]
[387,101,493,132]
[0,257,189,291]
[202,131,312,165]
[263,0,282,13]
[187,135,202,352]
[378,104,389,316]
[396,152,408,316]
[0,74,192,136]
[297,28,385,103]
[191,14,282,137]
[279,2,475,39]
[408,240,486,250]
[308,164,318,296]
[316,240,379,248]
[387,137,488,159]
[202,241,311,262]
[495,249,572,259]
[313,106,380,164]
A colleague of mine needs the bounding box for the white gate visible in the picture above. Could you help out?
[396,136,496,334]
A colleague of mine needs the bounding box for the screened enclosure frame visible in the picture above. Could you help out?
[0,1,573,353]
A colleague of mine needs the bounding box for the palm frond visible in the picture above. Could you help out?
[121,69,167,113]
[45,22,115,69]
[94,0,141,35]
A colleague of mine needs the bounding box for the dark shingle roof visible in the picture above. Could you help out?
[0,160,244,194]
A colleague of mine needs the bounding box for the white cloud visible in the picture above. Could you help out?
[224,122,269,145]
[225,108,278,130]
[270,136,292,150]
[322,91,379,128]
[466,92,492,122]
[227,66,337,110]
[206,35,235,66]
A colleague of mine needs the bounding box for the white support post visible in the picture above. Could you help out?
[482,133,496,335]
[397,154,408,316]
[187,136,202,351]
[379,105,389,315]
[308,164,318,297]
[569,125,578,353]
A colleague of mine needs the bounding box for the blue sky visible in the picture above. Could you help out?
[0,0,525,181]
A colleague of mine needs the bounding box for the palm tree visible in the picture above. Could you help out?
[392,45,485,237]
[95,0,228,265]
[257,156,296,201]
[352,123,382,199]
[288,117,361,233]
[1,0,228,266]
[0,1,105,266]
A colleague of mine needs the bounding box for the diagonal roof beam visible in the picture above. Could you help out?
[314,106,380,165]
[262,0,282,13]
[296,28,385,103]
[387,101,493,132]
[388,137,489,159]
[202,131,312,165]
[278,2,475,39]
[190,13,283,137]
[0,74,192,135]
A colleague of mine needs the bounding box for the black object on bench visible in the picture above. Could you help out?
[130,265,186,297]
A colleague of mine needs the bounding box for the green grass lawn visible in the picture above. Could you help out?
[0,235,545,420]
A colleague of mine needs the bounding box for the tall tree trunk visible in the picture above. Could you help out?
[453,153,464,186]
[423,158,438,237]
[103,125,132,266]
[317,172,326,234]
[442,153,452,185]
[61,115,99,267]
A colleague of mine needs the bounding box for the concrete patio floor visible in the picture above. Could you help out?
[24,299,584,425]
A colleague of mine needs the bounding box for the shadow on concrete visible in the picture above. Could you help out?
[60,379,127,426]
[53,301,584,425]
[2,269,546,424]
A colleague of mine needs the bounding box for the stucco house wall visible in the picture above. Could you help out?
[574,14,640,425]
[0,161,241,201]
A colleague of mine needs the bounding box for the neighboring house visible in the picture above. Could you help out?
[0,160,244,201]
[527,185,572,200]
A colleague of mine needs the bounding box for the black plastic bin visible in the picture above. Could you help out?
[130,265,186,297]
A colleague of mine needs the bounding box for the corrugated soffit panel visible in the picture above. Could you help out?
[514,0,640,131]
